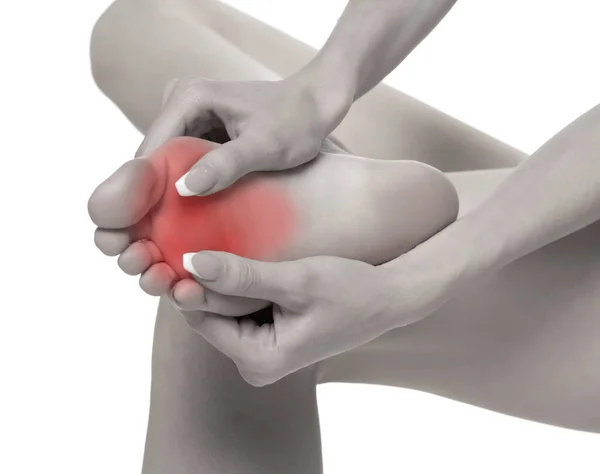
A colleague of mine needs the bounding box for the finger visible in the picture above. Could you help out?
[180,311,282,380]
[170,279,269,316]
[179,309,245,361]
[174,134,270,196]
[136,88,212,158]
[181,309,280,381]
[182,251,306,308]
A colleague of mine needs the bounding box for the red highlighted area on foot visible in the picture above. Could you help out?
[133,137,296,279]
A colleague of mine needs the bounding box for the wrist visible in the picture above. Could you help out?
[382,215,491,329]
[288,58,356,134]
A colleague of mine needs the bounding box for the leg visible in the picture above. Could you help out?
[90,0,525,171]
[90,137,458,311]
[143,297,323,474]
[88,3,456,468]
[317,168,600,433]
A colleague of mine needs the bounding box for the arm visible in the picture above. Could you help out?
[180,104,600,385]
[384,103,600,322]
[140,0,457,195]
[294,0,458,117]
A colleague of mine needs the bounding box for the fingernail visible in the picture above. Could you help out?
[175,164,218,196]
[175,173,195,196]
[182,252,222,281]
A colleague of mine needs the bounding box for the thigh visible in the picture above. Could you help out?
[91,0,525,171]
[90,0,281,134]
[143,297,323,474]
[317,169,600,433]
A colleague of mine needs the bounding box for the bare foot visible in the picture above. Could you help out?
[88,136,458,315]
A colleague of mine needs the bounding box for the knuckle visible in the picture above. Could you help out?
[226,143,249,171]
[237,349,284,387]
[233,260,261,293]
[169,76,192,96]
[245,130,287,166]
[176,77,210,103]
[294,263,318,296]
[248,131,276,154]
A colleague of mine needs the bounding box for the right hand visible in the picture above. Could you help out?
[137,75,352,196]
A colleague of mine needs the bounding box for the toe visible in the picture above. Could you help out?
[139,262,177,296]
[88,158,164,229]
[94,228,131,256]
[118,240,163,275]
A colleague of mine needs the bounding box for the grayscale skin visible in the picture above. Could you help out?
[89,1,599,473]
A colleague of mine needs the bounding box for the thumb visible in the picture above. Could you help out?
[174,134,271,196]
[182,251,306,309]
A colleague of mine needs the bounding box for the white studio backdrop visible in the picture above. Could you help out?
[0,1,598,473]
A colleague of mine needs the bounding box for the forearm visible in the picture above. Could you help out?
[296,0,457,104]
[471,106,599,259]
[385,103,600,323]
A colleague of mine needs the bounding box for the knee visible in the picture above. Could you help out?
[89,0,155,95]
[89,0,167,132]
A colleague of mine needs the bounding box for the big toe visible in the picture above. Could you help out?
[88,158,163,229]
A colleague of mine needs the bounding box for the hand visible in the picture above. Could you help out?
[177,251,409,387]
[137,75,352,196]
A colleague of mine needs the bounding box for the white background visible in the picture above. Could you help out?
[1,0,599,473]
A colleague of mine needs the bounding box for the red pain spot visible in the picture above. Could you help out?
[132,136,296,279]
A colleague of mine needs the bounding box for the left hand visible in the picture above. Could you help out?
[178,251,407,386]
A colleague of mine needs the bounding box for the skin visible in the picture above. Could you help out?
[180,102,600,388]
[89,135,458,314]
[91,0,524,170]
[137,0,462,196]
[89,0,600,473]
